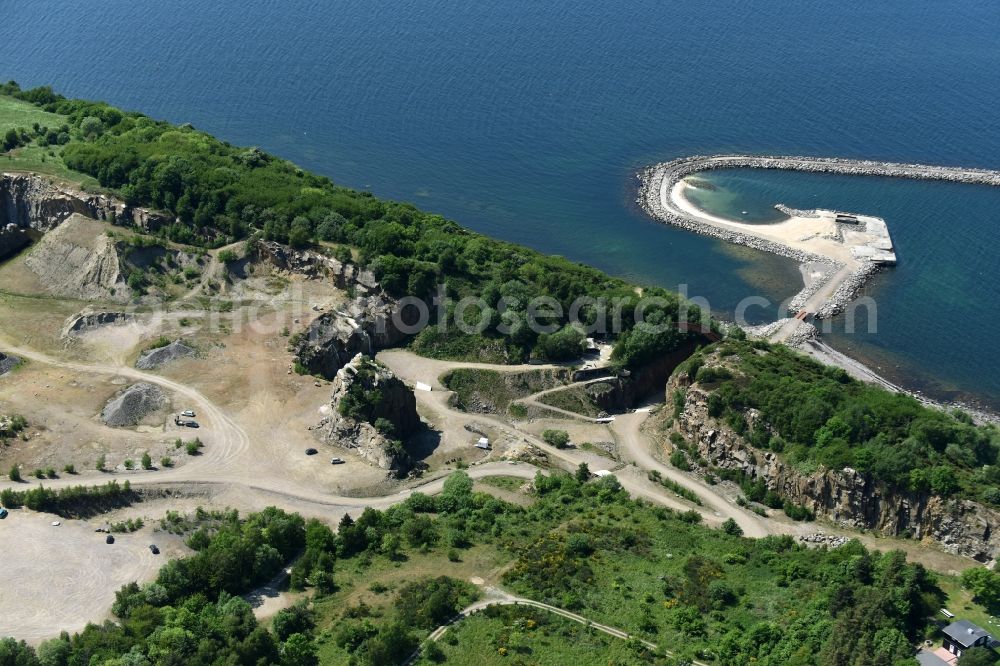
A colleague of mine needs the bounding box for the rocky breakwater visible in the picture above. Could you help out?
[315,354,421,475]
[1,172,171,234]
[668,371,1000,562]
[639,154,1000,319]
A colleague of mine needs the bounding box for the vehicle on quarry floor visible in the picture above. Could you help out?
[106,535,115,545]
[330,458,345,465]
[181,410,195,418]
[0,508,8,519]
[186,421,200,429]
[149,544,159,554]
[305,448,318,456]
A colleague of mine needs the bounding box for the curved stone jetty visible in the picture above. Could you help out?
[639,154,1000,327]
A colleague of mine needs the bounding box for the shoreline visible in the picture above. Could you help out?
[639,154,1000,423]
[639,153,1000,318]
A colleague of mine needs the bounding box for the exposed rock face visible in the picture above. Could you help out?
[0,172,172,234]
[0,222,31,261]
[24,215,132,302]
[0,352,21,376]
[254,240,378,292]
[316,354,420,475]
[63,310,136,337]
[294,297,418,380]
[101,382,168,427]
[669,371,1000,562]
[136,341,197,369]
[570,341,702,414]
[294,313,374,380]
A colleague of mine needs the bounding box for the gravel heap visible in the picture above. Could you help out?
[101,383,168,427]
[136,341,196,370]
[0,352,21,376]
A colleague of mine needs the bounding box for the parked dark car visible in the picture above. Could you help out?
[0,508,8,519]
[106,535,115,545]
[305,448,318,456]
[149,544,160,554]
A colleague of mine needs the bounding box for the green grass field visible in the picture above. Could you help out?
[415,605,661,665]
[0,95,98,187]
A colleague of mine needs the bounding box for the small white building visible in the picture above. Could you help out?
[475,437,490,450]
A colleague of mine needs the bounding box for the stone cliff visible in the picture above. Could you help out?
[259,241,417,379]
[667,367,1000,562]
[1,172,171,234]
[315,354,421,475]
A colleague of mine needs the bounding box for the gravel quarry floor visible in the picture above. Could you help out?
[0,510,167,645]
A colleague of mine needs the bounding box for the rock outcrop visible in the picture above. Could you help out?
[0,222,31,261]
[101,383,168,427]
[0,352,21,376]
[1,172,171,234]
[24,215,132,302]
[315,354,420,475]
[63,310,136,337]
[668,368,1000,562]
[293,297,418,380]
[136,341,197,369]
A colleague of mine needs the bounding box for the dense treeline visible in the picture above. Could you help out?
[0,480,138,517]
[0,470,946,665]
[0,506,314,666]
[0,82,708,365]
[688,339,1000,504]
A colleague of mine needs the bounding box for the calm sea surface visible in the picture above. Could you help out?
[2,0,998,409]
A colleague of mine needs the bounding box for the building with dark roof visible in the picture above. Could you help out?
[942,620,993,659]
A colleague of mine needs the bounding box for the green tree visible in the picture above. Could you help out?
[79,116,103,139]
[8,465,21,482]
[141,452,153,470]
[961,568,1000,613]
[721,518,743,537]
[288,216,313,249]
[542,429,570,449]
[959,647,998,666]
[280,633,317,666]
[575,462,591,483]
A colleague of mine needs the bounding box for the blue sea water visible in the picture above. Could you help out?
[2,0,998,409]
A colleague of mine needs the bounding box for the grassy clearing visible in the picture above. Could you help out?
[442,367,569,415]
[415,605,658,665]
[537,383,606,417]
[477,475,530,492]
[0,96,96,186]
[939,575,998,631]
[313,544,512,664]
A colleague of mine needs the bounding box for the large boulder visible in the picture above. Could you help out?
[293,313,373,380]
[136,341,197,369]
[316,354,420,475]
[0,352,21,376]
[101,383,168,427]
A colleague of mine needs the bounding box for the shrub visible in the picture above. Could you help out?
[542,429,570,449]
[8,466,21,482]
[141,452,153,470]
